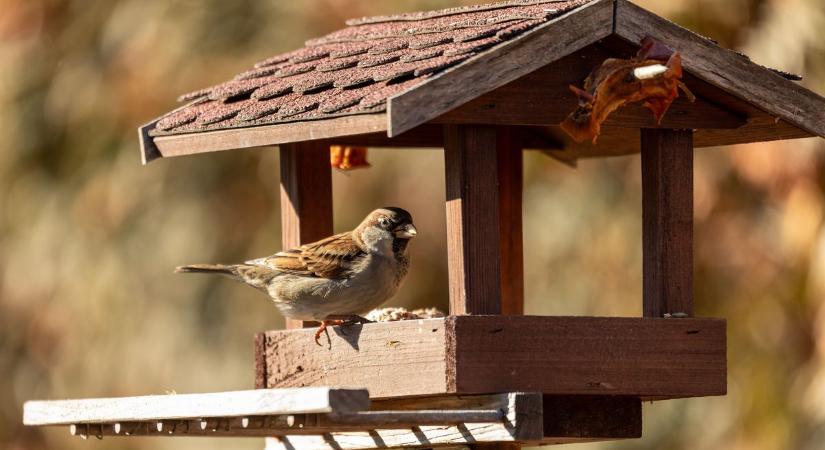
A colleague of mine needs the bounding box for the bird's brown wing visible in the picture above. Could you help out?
[255,232,366,279]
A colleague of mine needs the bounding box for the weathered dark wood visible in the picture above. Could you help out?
[497,128,524,315]
[279,141,334,329]
[448,315,725,398]
[387,0,614,136]
[641,129,694,318]
[153,114,386,158]
[264,316,726,399]
[328,124,563,151]
[265,319,448,395]
[436,46,746,130]
[614,0,825,140]
[254,332,267,389]
[541,396,642,442]
[444,125,503,315]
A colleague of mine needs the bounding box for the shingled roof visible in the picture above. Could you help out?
[151,0,590,136]
[140,0,825,163]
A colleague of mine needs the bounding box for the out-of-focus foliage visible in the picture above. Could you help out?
[1,0,824,449]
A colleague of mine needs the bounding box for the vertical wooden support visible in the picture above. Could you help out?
[641,129,694,318]
[443,124,524,316]
[254,332,267,389]
[279,142,333,329]
[497,129,524,315]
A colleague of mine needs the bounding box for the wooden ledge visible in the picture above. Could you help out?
[23,391,642,446]
[259,315,727,400]
[24,387,370,426]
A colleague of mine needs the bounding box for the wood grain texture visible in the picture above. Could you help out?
[23,388,370,426]
[435,45,746,130]
[387,0,614,136]
[448,315,725,399]
[496,128,524,315]
[153,114,386,158]
[444,125,503,315]
[264,316,726,400]
[641,129,694,318]
[264,319,448,397]
[541,396,641,442]
[255,332,268,389]
[614,0,825,139]
[328,124,562,151]
[279,141,334,329]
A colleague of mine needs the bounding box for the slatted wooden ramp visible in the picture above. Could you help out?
[23,388,641,447]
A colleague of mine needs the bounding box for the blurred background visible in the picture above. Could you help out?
[2,0,825,449]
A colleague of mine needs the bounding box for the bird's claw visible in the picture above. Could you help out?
[313,316,372,345]
[314,320,335,346]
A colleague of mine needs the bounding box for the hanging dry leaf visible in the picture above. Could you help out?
[330,145,370,170]
[560,37,695,143]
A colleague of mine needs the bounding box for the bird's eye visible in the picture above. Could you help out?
[379,217,390,228]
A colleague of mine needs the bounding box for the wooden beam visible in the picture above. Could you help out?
[641,129,694,318]
[280,141,334,329]
[497,128,524,315]
[541,396,641,442]
[387,0,614,136]
[447,315,724,398]
[330,125,563,152]
[263,316,727,399]
[152,114,386,159]
[23,388,370,426]
[254,332,268,389]
[444,125,503,315]
[262,318,448,394]
[614,0,825,140]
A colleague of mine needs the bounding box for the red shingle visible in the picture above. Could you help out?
[151,0,593,136]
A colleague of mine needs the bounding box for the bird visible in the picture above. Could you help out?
[175,207,417,345]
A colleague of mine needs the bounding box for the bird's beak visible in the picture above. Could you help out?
[393,223,418,239]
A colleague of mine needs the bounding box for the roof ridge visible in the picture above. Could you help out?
[345,0,570,26]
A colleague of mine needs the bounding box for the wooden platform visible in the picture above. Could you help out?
[258,315,727,400]
[23,388,641,447]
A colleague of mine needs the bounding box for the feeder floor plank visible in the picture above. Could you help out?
[23,387,369,426]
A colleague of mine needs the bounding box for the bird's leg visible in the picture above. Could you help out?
[325,314,374,325]
[315,316,374,344]
[314,320,344,346]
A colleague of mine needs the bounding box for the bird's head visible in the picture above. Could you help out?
[354,207,417,254]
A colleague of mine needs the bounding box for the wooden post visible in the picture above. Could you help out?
[279,142,333,329]
[443,126,525,450]
[443,124,524,315]
[497,128,524,315]
[641,129,694,318]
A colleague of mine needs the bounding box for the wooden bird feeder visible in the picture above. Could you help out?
[25,0,825,449]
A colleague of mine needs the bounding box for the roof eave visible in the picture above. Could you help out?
[144,113,388,161]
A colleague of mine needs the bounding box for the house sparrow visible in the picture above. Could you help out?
[175,207,417,344]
